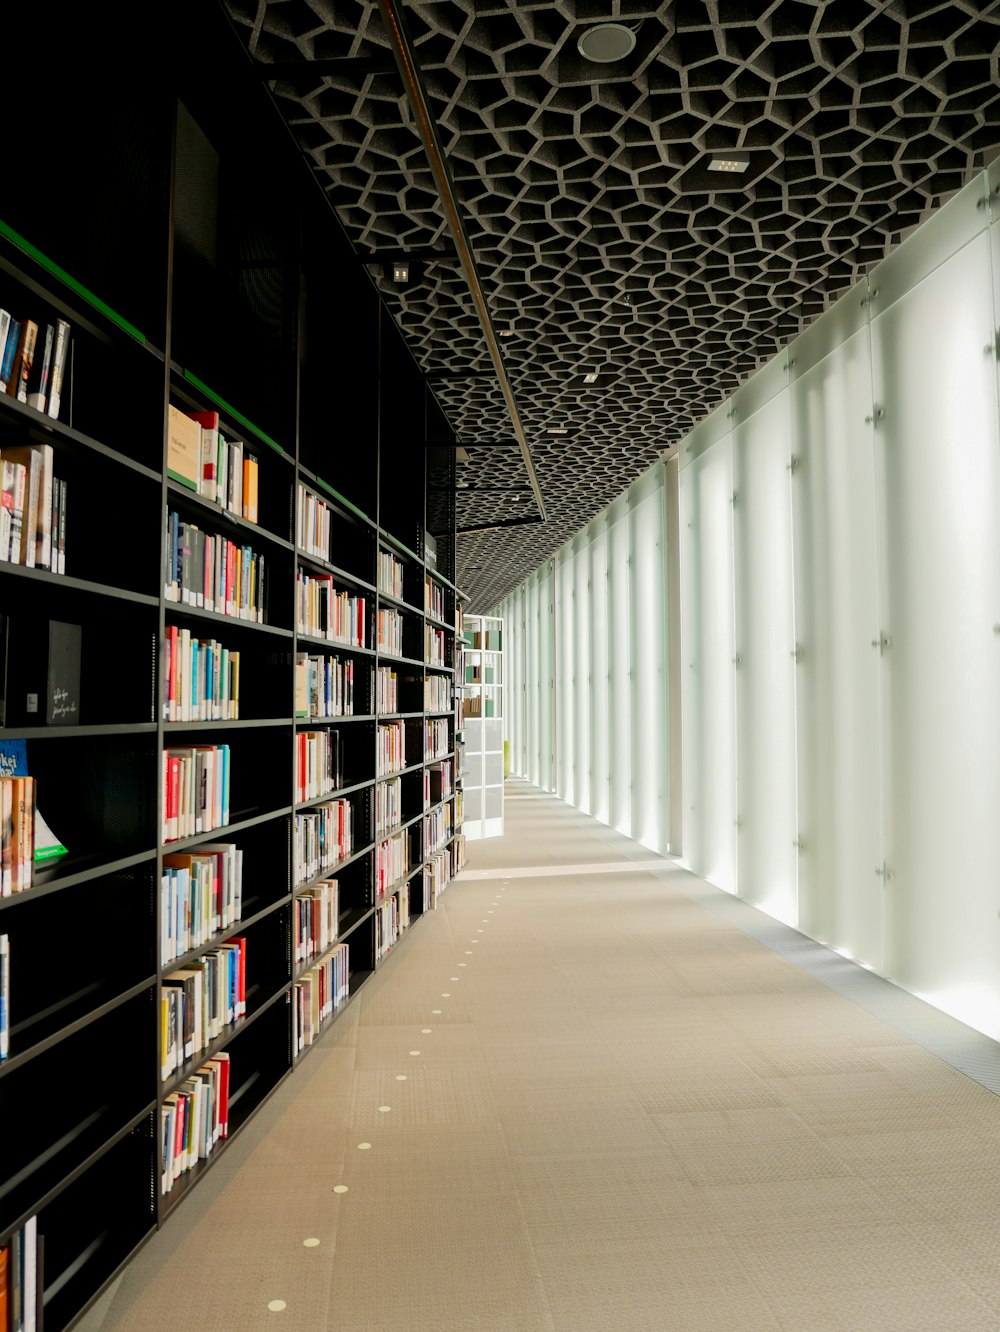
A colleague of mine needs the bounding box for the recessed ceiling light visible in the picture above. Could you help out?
[392,262,409,283]
[576,22,636,64]
[583,372,599,384]
[499,328,515,338]
[707,158,750,174]
[548,427,569,435]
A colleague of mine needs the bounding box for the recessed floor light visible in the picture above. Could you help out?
[707,158,750,173]
[577,22,636,64]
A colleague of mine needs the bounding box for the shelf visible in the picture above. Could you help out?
[162,806,292,853]
[0,390,162,481]
[296,713,376,726]
[0,849,158,912]
[161,898,284,975]
[163,717,289,732]
[166,600,294,639]
[376,650,427,668]
[294,778,373,811]
[160,983,288,1099]
[173,366,293,462]
[294,839,376,893]
[376,711,423,721]
[0,560,160,608]
[296,631,375,656]
[424,611,453,631]
[377,588,422,614]
[295,548,376,593]
[293,907,370,980]
[424,662,455,674]
[167,480,295,553]
[0,723,158,741]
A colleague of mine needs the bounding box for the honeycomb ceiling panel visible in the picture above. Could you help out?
[224,0,1000,611]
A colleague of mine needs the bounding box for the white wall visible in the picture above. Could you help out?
[495,158,1000,1040]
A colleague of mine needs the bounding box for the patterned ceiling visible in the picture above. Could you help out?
[224,0,1000,611]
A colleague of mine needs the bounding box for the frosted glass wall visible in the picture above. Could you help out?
[494,158,1000,1040]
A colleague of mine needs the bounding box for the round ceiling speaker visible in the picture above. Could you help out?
[576,22,637,64]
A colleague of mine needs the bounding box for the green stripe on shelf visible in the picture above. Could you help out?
[314,476,371,524]
[182,370,286,455]
[380,529,421,563]
[0,218,146,344]
[167,469,199,492]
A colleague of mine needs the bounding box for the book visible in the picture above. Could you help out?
[6,320,37,403]
[0,1244,6,1330]
[167,404,201,491]
[0,933,8,1060]
[0,312,10,390]
[187,410,219,503]
[25,323,53,412]
[47,319,70,420]
[0,319,19,395]
[1,447,40,567]
[0,616,81,726]
[31,443,53,570]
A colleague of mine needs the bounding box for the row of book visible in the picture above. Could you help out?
[297,571,366,646]
[0,776,34,895]
[161,937,246,1081]
[378,549,404,601]
[376,830,407,900]
[425,625,446,665]
[294,652,355,719]
[167,406,259,523]
[161,1052,230,1196]
[0,309,69,421]
[375,667,398,714]
[377,720,406,776]
[0,1214,37,1332]
[1,443,66,573]
[427,759,453,803]
[375,776,401,838]
[451,831,466,878]
[377,607,403,657]
[163,626,240,723]
[295,798,352,887]
[0,934,7,1061]
[162,745,231,843]
[425,719,450,760]
[165,512,267,623]
[424,848,451,910]
[296,730,343,803]
[161,843,243,967]
[425,802,453,856]
[292,941,349,1052]
[296,483,332,562]
[293,878,338,966]
[425,674,452,712]
[424,574,445,621]
[374,894,401,962]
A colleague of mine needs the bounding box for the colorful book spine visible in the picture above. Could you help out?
[161,745,231,844]
[377,720,406,776]
[163,512,266,623]
[377,607,404,656]
[296,571,365,646]
[375,667,398,714]
[291,942,349,1052]
[294,798,352,886]
[295,483,331,561]
[377,550,404,600]
[163,626,240,722]
[161,1052,230,1195]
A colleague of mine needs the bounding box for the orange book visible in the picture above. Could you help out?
[242,456,258,524]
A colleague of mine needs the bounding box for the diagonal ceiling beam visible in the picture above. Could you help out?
[374,0,546,526]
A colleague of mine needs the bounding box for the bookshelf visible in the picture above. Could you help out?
[460,615,505,840]
[0,5,465,1328]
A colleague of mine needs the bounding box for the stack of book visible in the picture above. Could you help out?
[161,1053,230,1196]
[425,625,446,665]
[0,775,35,895]
[161,937,246,1080]
[377,720,406,776]
[425,674,452,711]
[292,941,349,1051]
[294,653,354,719]
[164,512,267,621]
[163,627,240,722]
[0,442,66,573]
[374,895,399,961]
[294,798,352,885]
[378,549,404,600]
[377,607,403,656]
[425,718,450,761]
[423,849,450,909]
[161,843,243,966]
[424,803,452,856]
[0,1214,37,1331]
[451,832,466,878]
[424,576,444,620]
[161,744,231,842]
[296,730,342,802]
[297,571,365,646]
[167,406,258,523]
[293,878,338,965]
[296,483,331,561]
[427,759,453,802]
[376,830,407,899]
[375,666,398,714]
[375,777,401,836]
[0,933,8,1061]
[0,311,70,421]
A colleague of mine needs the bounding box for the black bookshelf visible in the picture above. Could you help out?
[0,3,465,1328]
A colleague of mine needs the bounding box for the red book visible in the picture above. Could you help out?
[167,624,178,720]
[228,936,246,1017]
[0,1245,7,1329]
[167,754,180,841]
[214,1051,231,1137]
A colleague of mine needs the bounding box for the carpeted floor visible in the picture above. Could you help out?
[78,781,1000,1331]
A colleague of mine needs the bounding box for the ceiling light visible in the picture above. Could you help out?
[576,22,636,64]
[707,158,750,174]
[548,427,569,435]
[392,262,409,283]
[583,372,599,384]
[500,327,515,338]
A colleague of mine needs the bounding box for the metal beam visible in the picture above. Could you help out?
[456,515,544,535]
[375,0,546,526]
[257,56,399,81]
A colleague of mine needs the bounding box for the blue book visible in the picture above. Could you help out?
[0,318,20,393]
